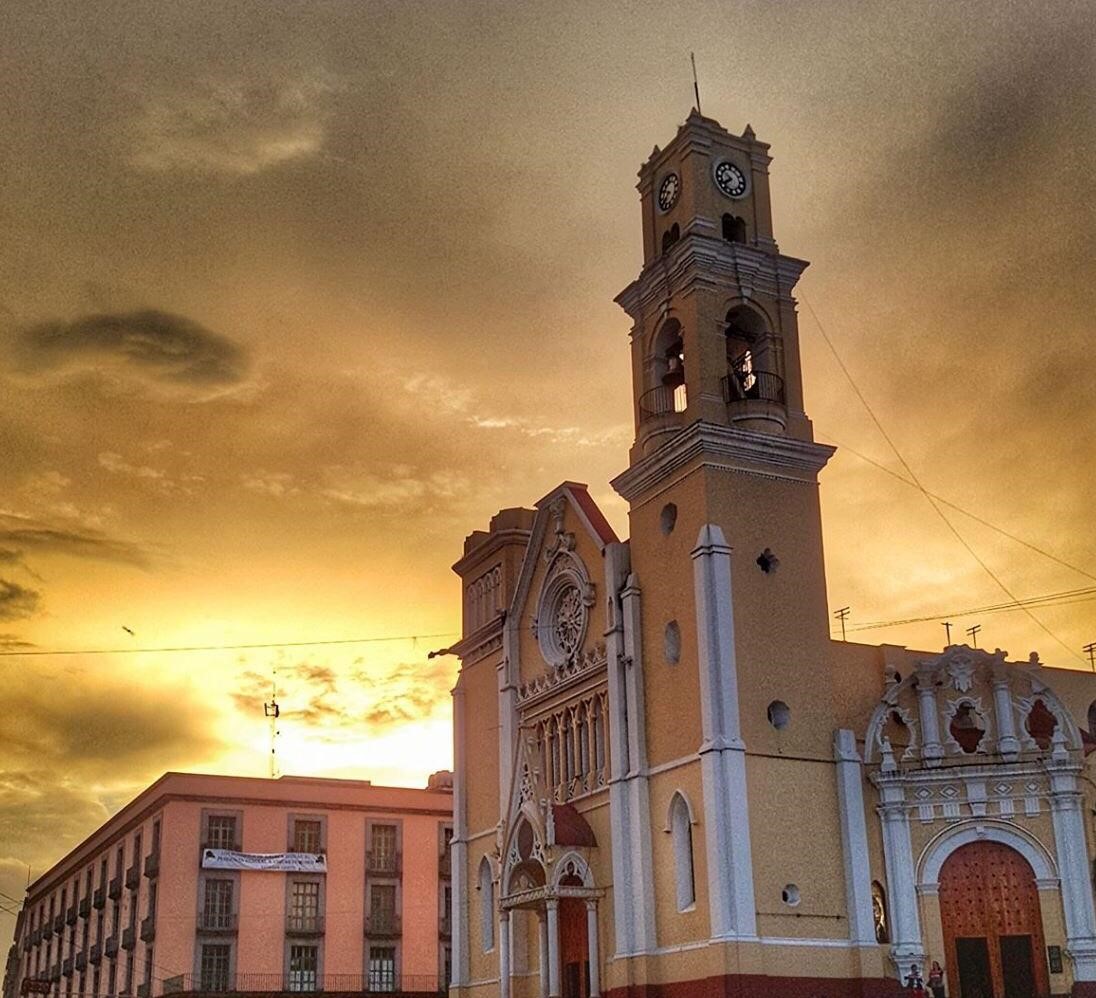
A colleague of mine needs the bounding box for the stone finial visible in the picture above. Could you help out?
[742,123,756,140]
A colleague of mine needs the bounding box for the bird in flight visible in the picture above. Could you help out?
[122,626,135,636]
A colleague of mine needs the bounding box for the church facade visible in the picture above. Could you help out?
[446,112,1096,998]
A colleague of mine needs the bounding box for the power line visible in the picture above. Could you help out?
[803,294,1086,665]
[0,631,459,659]
[818,432,1096,585]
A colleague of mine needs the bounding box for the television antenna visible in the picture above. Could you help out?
[263,665,281,778]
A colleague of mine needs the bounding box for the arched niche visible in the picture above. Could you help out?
[723,304,782,404]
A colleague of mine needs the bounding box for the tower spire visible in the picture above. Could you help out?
[690,52,702,114]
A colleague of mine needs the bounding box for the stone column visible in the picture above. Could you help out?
[991,669,1020,759]
[915,671,943,765]
[498,909,511,998]
[1048,744,1096,982]
[834,730,877,945]
[546,899,561,998]
[876,775,925,980]
[692,524,756,940]
[538,911,550,998]
[586,901,600,998]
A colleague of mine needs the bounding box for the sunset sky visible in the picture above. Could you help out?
[2,0,1094,938]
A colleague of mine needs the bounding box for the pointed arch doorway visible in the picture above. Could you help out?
[939,840,1049,998]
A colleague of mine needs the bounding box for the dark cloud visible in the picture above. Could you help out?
[0,633,35,651]
[0,578,40,621]
[10,310,248,387]
[0,514,151,568]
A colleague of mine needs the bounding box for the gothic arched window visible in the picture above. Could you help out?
[871,881,889,943]
[668,792,695,911]
[478,857,494,952]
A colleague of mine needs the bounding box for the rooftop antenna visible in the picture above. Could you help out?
[942,621,953,647]
[966,623,981,649]
[1084,641,1096,673]
[690,52,702,114]
[263,665,281,778]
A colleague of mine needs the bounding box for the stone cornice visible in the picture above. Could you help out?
[452,528,531,576]
[611,421,834,504]
[451,618,504,665]
[615,236,807,320]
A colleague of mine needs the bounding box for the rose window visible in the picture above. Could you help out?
[553,586,584,658]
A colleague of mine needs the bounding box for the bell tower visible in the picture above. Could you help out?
[611,110,838,765]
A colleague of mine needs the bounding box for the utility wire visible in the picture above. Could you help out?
[803,294,1086,665]
[818,433,1096,585]
[0,631,459,659]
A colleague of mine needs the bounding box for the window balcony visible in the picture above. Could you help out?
[125,864,140,890]
[75,952,87,973]
[22,933,32,952]
[196,911,238,934]
[41,923,53,941]
[721,369,785,406]
[62,958,73,978]
[66,905,77,926]
[89,942,102,965]
[79,897,91,918]
[144,852,160,879]
[108,875,122,900]
[140,916,156,943]
[199,839,241,856]
[104,936,119,958]
[121,926,136,950]
[284,914,324,936]
[638,383,688,423]
[49,965,60,983]
[364,912,401,938]
[365,851,402,876]
[93,887,105,910]
[136,984,150,998]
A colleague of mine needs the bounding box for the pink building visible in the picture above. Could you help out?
[8,773,454,998]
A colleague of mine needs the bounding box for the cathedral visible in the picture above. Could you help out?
[444,111,1096,998]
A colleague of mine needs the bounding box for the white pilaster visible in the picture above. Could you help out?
[586,901,601,998]
[1048,750,1096,980]
[538,912,549,998]
[991,669,1020,759]
[876,775,924,979]
[450,678,470,986]
[691,524,756,940]
[546,899,561,998]
[499,622,520,817]
[498,909,511,998]
[834,730,877,945]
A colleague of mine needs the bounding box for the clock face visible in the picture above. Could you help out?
[714,160,748,198]
[657,173,680,212]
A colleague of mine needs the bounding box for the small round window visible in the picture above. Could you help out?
[767,700,790,730]
[782,884,800,906]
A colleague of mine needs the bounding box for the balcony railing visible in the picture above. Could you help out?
[66,905,77,925]
[366,850,402,876]
[284,914,324,936]
[49,966,60,983]
[89,942,102,965]
[22,933,32,952]
[137,984,150,998]
[93,887,105,910]
[140,916,156,942]
[364,912,401,937]
[40,923,52,941]
[163,972,444,994]
[196,911,238,934]
[53,914,64,933]
[108,875,122,900]
[104,936,119,958]
[121,926,136,950]
[144,852,160,879]
[125,864,140,890]
[199,839,241,856]
[79,897,91,918]
[62,958,73,978]
[638,384,687,422]
[75,952,87,973]
[721,369,785,406]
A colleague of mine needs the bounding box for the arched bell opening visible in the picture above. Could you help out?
[723,305,782,405]
[721,213,747,244]
[660,223,680,255]
[640,318,687,422]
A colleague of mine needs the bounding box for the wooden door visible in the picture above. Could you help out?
[939,841,1048,998]
[560,899,588,998]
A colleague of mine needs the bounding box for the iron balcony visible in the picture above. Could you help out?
[79,897,91,919]
[364,912,401,937]
[284,914,325,936]
[140,916,156,943]
[108,875,122,900]
[125,864,140,890]
[144,852,160,879]
[89,942,102,965]
[196,911,237,934]
[121,926,136,950]
[92,887,105,910]
[365,850,402,876]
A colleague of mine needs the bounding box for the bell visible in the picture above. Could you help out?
[662,355,684,387]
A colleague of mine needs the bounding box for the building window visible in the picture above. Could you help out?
[206,816,238,851]
[125,952,134,994]
[669,792,695,911]
[292,819,322,854]
[441,946,452,990]
[478,857,494,952]
[369,885,396,934]
[203,881,234,931]
[371,824,397,871]
[107,959,117,995]
[287,945,318,992]
[367,947,396,993]
[289,882,321,933]
[200,944,232,992]
[143,945,153,988]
